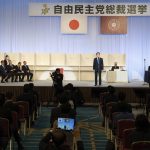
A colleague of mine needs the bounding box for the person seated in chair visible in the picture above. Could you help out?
[5,60,16,82]
[39,129,71,150]
[22,61,33,81]
[14,62,25,82]
[111,62,119,71]
[0,93,24,150]
[129,114,150,145]
[0,60,11,83]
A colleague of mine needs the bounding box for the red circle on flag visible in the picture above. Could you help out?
[69,19,79,30]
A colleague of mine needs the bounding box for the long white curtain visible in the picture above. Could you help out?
[0,0,150,81]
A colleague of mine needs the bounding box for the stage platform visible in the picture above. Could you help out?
[0,80,150,104]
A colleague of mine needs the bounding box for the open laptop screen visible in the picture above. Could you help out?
[58,117,75,131]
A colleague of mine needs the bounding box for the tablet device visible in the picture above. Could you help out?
[58,117,75,131]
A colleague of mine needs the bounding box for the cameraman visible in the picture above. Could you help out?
[50,68,63,97]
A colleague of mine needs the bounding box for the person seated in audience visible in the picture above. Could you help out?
[63,83,76,109]
[14,62,25,82]
[50,98,76,128]
[39,129,71,150]
[111,62,119,71]
[16,84,34,116]
[5,60,16,82]
[112,104,134,134]
[111,92,132,114]
[4,54,10,66]
[129,114,150,145]
[22,61,33,81]
[0,60,11,83]
[0,93,24,150]
[28,83,40,118]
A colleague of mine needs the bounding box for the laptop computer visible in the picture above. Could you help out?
[58,117,75,131]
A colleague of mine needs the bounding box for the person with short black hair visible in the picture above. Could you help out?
[111,62,119,71]
[129,114,150,144]
[50,68,63,97]
[93,52,104,86]
[39,129,71,150]
[22,61,33,81]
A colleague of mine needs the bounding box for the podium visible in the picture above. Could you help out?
[144,71,150,83]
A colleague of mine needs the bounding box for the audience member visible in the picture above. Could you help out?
[16,84,34,115]
[111,92,132,114]
[50,101,76,128]
[129,114,150,144]
[22,61,33,81]
[0,93,24,150]
[39,129,71,150]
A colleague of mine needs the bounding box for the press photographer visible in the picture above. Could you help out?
[50,68,63,97]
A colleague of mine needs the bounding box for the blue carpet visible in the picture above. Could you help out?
[8,106,107,150]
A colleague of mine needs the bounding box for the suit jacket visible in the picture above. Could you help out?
[93,57,103,71]
[111,66,119,71]
[0,65,7,75]
[6,64,15,73]
[22,65,30,73]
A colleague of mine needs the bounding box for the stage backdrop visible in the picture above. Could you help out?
[0,0,150,81]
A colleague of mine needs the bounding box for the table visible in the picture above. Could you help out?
[107,70,128,83]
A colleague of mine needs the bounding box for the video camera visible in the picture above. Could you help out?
[50,68,63,86]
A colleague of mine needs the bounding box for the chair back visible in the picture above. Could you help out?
[16,101,29,118]
[131,141,150,150]
[11,111,18,130]
[0,117,10,148]
[117,119,135,139]
[122,128,135,149]
[17,105,24,120]
[106,102,117,117]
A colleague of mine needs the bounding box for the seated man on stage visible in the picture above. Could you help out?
[14,62,25,82]
[111,62,119,71]
[0,60,11,83]
[50,68,63,97]
[22,61,33,81]
[5,60,16,82]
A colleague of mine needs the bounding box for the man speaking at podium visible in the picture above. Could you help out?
[93,52,104,86]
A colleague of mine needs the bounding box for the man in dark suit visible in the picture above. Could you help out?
[111,62,119,71]
[0,60,11,83]
[22,61,33,81]
[5,60,16,82]
[93,52,104,86]
[14,62,25,82]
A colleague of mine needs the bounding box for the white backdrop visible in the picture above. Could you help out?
[0,0,150,81]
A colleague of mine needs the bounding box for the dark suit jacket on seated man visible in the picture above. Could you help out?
[22,61,33,81]
[111,62,119,71]
[14,62,25,82]
[93,52,104,86]
[0,60,11,83]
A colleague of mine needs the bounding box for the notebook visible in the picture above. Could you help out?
[58,117,75,131]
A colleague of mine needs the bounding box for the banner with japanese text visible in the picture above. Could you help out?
[29,3,150,16]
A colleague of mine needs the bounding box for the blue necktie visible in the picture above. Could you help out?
[97,58,99,64]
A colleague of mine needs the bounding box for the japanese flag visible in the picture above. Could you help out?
[61,15,87,34]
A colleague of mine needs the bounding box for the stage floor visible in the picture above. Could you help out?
[0,80,149,88]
